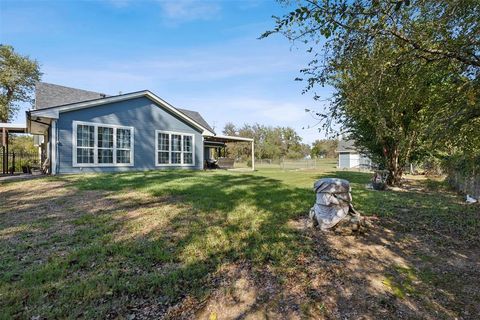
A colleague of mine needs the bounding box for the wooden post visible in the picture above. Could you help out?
[12,152,15,174]
[2,127,5,174]
[5,129,9,174]
[251,140,255,171]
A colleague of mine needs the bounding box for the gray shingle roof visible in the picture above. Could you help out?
[34,82,215,134]
[337,140,358,153]
[35,82,107,109]
[178,108,215,134]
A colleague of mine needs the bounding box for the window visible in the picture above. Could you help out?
[116,128,132,164]
[155,130,195,166]
[183,135,193,164]
[98,127,113,164]
[76,124,94,164]
[73,121,134,166]
[157,132,169,164]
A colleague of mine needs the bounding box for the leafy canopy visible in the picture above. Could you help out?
[0,45,41,122]
[262,0,479,184]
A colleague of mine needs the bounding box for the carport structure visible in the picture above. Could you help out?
[203,135,255,171]
[1,123,27,174]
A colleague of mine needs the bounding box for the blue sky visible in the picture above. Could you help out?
[1,0,333,144]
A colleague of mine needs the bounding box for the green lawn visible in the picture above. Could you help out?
[1,167,479,319]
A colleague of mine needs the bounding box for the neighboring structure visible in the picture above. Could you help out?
[1,123,27,174]
[336,140,372,169]
[26,82,254,174]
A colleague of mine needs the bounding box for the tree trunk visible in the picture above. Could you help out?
[1,87,15,122]
[385,147,403,186]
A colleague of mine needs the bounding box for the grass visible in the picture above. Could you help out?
[0,166,479,319]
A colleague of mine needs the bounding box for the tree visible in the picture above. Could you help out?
[0,45,41,122]
[311,139,337,158]
[262,0,479,185]
[9,135,37,154]
[222,123,308,160]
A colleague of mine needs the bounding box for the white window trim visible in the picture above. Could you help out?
[72,121,135,167]
[155,130,195,167]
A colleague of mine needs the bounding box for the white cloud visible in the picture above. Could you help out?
[36,36,328,144]
[38,35,304,90]
[157,0,221,24]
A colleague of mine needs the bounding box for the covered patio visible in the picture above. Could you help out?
[203,135,255,171]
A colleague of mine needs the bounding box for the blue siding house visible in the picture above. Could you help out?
[26,82,254,174]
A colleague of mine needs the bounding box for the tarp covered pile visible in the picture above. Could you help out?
[309,178,362,231]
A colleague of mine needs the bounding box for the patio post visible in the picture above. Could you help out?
[2,127,5,174]
[251,140,255,171]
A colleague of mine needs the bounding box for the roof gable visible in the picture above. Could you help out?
[178,108,215,134]
[29,89,216,136]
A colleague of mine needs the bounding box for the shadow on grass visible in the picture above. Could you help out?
[1,171,314,318]
[1,170,479,319]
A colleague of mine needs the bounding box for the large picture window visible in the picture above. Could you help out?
[155,130,195,166]
[73,121,134,167]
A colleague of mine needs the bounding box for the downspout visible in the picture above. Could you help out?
[51,120,58,175]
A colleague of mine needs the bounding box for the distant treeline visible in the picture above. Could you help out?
[222,123,337,160]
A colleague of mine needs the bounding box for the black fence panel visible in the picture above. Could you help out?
[0,149,40,174]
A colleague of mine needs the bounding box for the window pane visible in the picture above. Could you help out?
[77,148,94,163]
[172,134,181,151]
[171,152,181,164]
[77,125,94,147]
[117,129,131,149]
[183,135,192,152]
[158,133,169,151]
[116,150,131,164]
[158,151,169,164]
[98,149,113,163]
[98,127,113,148]
[184,153,193,164]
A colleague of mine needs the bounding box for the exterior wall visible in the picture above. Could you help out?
[359,154,372,169]
[338,152,372,169]
[55,97,204,173]
[349,153,360,168]
[338,152,351,168]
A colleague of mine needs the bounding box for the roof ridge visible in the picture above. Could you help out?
[36,81,107,96]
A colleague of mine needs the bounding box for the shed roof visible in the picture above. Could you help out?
[337,140,359,153]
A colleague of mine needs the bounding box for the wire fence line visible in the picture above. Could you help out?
[235,158,338,170]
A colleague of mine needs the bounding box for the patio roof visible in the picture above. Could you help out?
[0,123,27,133]
[204,135,253,143]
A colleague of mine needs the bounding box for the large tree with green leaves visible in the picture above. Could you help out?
[0,45,41,122]
[262,0,479,185]
[222,123,310,160]
[311,139,337,158]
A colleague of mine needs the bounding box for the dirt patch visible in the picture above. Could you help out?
[178,214,480,320]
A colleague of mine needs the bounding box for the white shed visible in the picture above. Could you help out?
[337,140,372,169]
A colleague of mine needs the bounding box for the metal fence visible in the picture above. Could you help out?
[235,158,339,170]
[0,150,40,174]
[447,171,480,199]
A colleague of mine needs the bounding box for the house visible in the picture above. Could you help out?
[336,140,372,169]
[26,82,254,174]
